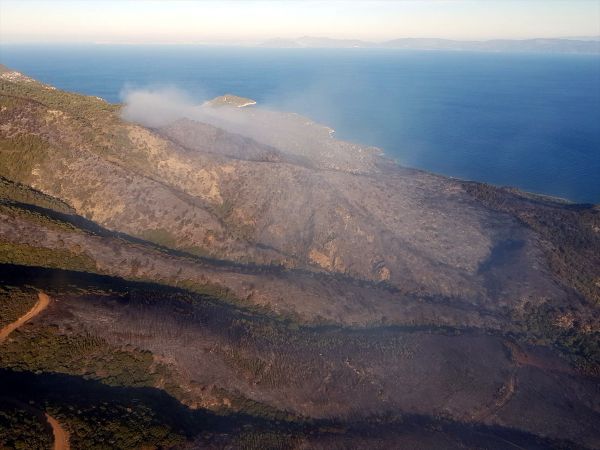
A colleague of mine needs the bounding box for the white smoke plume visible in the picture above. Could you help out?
[120,86,203,128]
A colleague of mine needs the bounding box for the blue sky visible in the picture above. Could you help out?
[1,0,598,44]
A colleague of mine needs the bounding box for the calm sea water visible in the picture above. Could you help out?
[1,44,599,203]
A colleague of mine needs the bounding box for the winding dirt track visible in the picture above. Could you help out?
[45,412,70,450]
[0,292,71,450]
[0,292,50,343]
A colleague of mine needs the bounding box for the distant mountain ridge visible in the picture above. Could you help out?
[260,36,600,53]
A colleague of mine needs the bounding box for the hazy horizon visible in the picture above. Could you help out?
[1,0,599,44]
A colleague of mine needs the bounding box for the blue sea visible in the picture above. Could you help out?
[1,44,599,203]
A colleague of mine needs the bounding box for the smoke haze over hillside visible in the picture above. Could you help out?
[120,86,202,128]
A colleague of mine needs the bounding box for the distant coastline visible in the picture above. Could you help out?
[3,36,598,55]
[259,36,600,54]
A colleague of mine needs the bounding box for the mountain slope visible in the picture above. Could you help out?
[0,67,599,448]
[2,67,596,312]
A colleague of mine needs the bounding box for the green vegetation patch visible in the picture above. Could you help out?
[138,227,178,248]
[0,176,74,214]
[46,401,185,450]
[0,325,171,389]
[0,201,78,232]
[0,241,97,273]
[1,80,119,121]
[0,400,53,450]
[0,135,52,184]
[0,285,37,328]
[0,369,188,450]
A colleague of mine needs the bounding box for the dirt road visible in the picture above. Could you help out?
[0,292,50,343]
[45,413,70,450]
[0,292,71,449]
